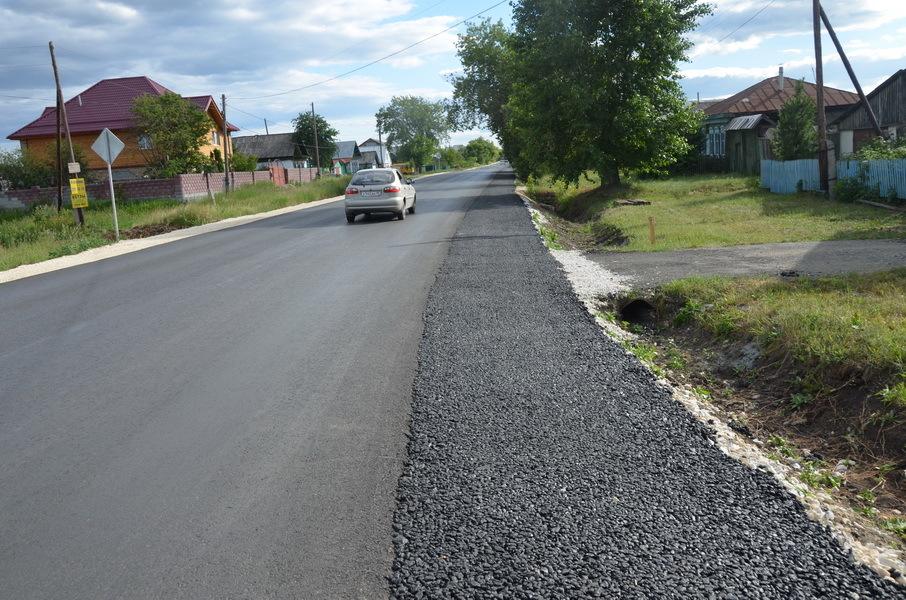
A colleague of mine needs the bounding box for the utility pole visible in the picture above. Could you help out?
[813,0,829,194]
[221,94,230,193]
[311,102,321,178]
[49,41,82,224]
[55,93,63,212]
[819,5,882,137]
[264,118,269,135]
[378,122,385,168]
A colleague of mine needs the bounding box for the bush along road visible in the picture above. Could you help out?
[389,171,902,598]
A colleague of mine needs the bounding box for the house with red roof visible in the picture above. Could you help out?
[8,76,238,180]
[700,69,860,174]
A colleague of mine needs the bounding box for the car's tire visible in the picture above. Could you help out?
[408,194,416,214]
[346,212,355,223]
[397,208,406,220]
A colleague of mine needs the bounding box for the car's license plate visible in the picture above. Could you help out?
[362,191,381,197]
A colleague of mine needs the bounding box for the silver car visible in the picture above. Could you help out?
[344,168,416,223]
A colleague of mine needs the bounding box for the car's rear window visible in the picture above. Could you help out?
[351,171,394,185]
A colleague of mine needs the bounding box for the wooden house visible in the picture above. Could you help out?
[830,69,906,157]
[8,76,237,180]
[701,70,859,174]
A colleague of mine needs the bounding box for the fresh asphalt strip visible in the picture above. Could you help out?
[389,172,902,599]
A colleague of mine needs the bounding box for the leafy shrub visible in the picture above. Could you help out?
[0,148,53,189]
[834,177,874,203]
[853,136,906,160]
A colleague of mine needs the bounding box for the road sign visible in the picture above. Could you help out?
[91,128,123,241]
[70,178,88,208]
[91,128,125,165]
[68,162,81,174]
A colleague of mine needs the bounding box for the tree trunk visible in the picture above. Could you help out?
[601,162,621,188]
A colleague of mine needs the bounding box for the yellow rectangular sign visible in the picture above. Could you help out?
[70,178,88,209]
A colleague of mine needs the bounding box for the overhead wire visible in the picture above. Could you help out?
[232,0,508,100]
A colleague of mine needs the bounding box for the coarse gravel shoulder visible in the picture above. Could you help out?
[389,168,903,599]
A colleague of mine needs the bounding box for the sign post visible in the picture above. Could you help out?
[91,128,125,241]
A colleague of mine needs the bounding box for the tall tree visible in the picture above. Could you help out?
[292,112,338,169]
[772,80,818,161]
[510,0,709,186]
[463,137,501,165]
[449,20,515,148]
[133,92,213,177]
[376,96,451,163]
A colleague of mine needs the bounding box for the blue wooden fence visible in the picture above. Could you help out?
[837,159,906,200]
[761,158,906,199]
[760,159,820,194]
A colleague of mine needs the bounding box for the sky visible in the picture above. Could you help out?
[1,0,904,153]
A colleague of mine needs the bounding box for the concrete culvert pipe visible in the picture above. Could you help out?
[618,298,656,324]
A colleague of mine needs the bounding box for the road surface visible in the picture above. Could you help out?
[0,166,500,599]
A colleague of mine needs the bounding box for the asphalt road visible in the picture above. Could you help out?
[0,166,500,599]
[588,238,906,289]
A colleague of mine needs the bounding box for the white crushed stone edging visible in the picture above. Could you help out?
[515,188,906,587]
[0,194,344,285]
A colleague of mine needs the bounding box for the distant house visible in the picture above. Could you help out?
[831,69,906,157]
[358,137,391,168]
[232,133,309,169]
[332,140,362,175]
[7,76,237,180]
[700,70,860,174]
[359,150,380,170]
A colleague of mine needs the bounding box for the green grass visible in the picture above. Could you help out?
[660,270,906,393]
[0,177,350,272]
[525,173,906,252]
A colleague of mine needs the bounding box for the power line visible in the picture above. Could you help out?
[316,0,451,64]
[0,44,45,50]
[717,0,777,43]
[233,0,508,100]
[0,92,54,102]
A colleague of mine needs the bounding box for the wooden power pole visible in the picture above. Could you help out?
[221,94,230,193]
[813,0,829,193]
[49,41,82,224]
[311,102,321,178]
[819,5,882,137]
[55,92,63,212]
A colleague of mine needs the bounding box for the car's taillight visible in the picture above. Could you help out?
[345,187,359,195]
[383,185,401,193]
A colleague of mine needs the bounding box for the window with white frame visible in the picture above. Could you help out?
[211,131,220,146]
[705,125,725,156]
[138,134,152,150]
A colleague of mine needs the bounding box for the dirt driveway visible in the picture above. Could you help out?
[588,239,906,289]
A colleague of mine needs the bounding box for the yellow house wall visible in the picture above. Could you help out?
[19,105,232,173]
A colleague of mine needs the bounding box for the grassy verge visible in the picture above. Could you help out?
[0,177,349,272]
[525,173,906,252]
[602,269,906,541]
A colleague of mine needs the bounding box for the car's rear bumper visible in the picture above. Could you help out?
[344,196,404,214]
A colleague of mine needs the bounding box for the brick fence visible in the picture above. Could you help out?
[0,166,321,210]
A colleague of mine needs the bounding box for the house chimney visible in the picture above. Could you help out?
[778,66,784,91]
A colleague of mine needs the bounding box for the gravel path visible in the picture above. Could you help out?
[588,239,906,289]
[390,173,902,599]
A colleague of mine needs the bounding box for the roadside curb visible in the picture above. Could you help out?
[0,194,344,285]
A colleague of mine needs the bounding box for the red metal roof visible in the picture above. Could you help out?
[705,77,859,116]
[8,76,238,140]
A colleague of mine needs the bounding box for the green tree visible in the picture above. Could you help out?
[507,0,709,186]
[439,146,468,168]
[463,137,501,164]
[397,135,438,171]
[449,20,519,159]
[0,148,53,188]
[773,80,818,161]
[230,150,258,172]
[376,96,451,166]
[292,112,337,169]
[132,92,214,177]
[41,138,90,184]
